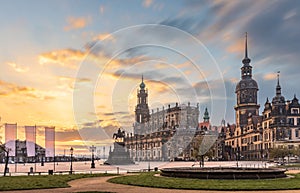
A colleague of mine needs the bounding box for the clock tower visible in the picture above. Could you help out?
[235,33,260,128]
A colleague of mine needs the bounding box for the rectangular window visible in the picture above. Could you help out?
[296,129,299,138]
[292,108,299,114]
[297,118,300,126]
[289,118,294,125]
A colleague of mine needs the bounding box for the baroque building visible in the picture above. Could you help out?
[223,34,300,161]
[125,77,211,161]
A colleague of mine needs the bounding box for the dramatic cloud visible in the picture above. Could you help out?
[39,49,86,68]
[0,79,56,100]
[64,16,92,31]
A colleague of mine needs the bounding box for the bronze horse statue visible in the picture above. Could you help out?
[113,128,125,141]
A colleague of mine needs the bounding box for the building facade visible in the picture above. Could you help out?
[223,34,300,161]
[125,78,212,161]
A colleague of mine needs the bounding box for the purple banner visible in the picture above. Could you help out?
[25,126,36,157]
[45,127,55,157]
[5,123,17,156]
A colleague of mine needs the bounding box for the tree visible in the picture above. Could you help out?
[269,147,294,162]
[0,142,10,176]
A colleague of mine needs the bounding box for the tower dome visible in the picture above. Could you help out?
[140,75,145,89]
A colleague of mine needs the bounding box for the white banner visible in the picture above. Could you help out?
[25,126,36,157]
[45,127,55,157]
[5,123,17,156]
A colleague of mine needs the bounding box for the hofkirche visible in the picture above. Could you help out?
[124,76,213,161]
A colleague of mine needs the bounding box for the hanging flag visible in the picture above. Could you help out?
[25,126,36,157]
[45,127,55,157]
[5,123,17,156]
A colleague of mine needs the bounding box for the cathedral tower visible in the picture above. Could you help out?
[235,33,260,128]
[135,75,150,123]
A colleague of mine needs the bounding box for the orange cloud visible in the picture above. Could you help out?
[93,33,115,41]
[264,73,277,80]
[39,49,86,68]
[0,80,35,96]
[7,62,29,73]
[226,39,244,53]
[0,79,57,100]
[64,16,91,31]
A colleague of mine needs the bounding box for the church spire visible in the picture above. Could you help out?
[265,97,269,104]
[276,71,281,96]
[242,32,251,65]
[245,32,248,58]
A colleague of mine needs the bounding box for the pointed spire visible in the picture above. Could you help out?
[276,71,281,96]
[245,32,248,58]
[266,97,269,103]
[139,74,145,89]
[242,32,251,65]
[277,71,280,86]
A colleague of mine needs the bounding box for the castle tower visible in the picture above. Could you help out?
[135,75,150,123]
[235,33,260,128]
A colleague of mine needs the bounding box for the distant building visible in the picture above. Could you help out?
[223,34,300,161]
[1,140,45,163]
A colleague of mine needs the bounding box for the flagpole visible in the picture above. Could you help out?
[34,125,37,173]
[15,123,17,173]
[53,127,55,172]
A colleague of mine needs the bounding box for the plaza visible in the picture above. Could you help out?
[0,160,276,176]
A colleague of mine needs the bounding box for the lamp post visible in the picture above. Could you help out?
[70,147,73,174]
[90,145,96,168]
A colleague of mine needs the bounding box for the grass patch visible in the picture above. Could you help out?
[108,172,300,190]
[0,173,114,191]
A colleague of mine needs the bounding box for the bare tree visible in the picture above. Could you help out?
[0,142,10,176]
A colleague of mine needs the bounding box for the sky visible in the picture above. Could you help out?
[0,0,300,155]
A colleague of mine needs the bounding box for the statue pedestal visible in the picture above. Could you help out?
[104,142,134,165]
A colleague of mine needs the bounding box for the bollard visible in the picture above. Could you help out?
[117,167,119,174]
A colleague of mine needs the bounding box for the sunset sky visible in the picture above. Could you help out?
[1,0,300,155]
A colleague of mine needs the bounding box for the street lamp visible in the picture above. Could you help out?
[70,147,73,174]
[90,145,96,168]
